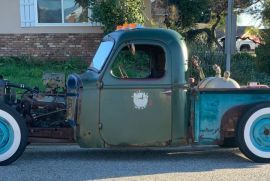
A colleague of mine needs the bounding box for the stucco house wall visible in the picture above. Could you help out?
[0,0,103,61]
[0,0,151,61]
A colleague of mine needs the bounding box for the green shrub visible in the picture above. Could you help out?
[231,53,270,85]
[188,42,270,85]
[255,29,270,76]
[90,0,145,33]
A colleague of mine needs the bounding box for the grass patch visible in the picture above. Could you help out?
[0,57,88,91]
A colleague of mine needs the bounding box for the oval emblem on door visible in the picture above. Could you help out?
[132,91,149,110]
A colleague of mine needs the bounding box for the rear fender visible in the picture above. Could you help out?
[220,102,270,141]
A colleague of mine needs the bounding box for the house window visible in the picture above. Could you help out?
[37,0,62,23]
[20,0,99,27]
[37,0,88,24]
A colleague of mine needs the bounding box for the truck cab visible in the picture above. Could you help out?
[67,27,189,147]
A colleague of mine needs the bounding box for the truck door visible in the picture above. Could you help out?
[99,43,172,146]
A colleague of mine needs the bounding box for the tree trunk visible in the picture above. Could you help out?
[211,14,223,50]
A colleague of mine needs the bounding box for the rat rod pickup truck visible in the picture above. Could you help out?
[0,26,270,166]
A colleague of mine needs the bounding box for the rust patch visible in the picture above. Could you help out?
[220,104,253,141]
[29,128,75,143]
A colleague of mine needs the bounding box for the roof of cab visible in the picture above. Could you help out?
[104,28,184,45]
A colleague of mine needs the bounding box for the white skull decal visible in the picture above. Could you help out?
[132,91,149,110]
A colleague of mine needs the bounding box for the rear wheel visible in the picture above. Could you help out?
[0,104,28,166]
[237,104,270,163]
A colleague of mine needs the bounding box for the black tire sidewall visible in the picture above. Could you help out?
[237,103,270,163]
[0,103,28,166]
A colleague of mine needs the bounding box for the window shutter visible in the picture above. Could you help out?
[20,0,36,27]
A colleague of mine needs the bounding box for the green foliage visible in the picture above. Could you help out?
[188,43,270,85]
[255,0,270,75]
[111,50,151,78]
[231,53,270,85]
[167,0,210,31]
[256,29,270,75]
[262,0,270,25]
[89,0,145,33]
[0,57,88,90]
[256,0,270,75]
[166,0,261,48]
[187,42,225,76]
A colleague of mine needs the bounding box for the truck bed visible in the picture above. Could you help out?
[193,88,270,144]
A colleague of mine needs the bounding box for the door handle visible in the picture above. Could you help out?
[162,90,172,95]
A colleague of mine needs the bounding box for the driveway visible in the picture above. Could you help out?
[0,145,269,181]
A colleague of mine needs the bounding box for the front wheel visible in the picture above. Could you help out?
[237,104,270,163]
[0,104,28,166]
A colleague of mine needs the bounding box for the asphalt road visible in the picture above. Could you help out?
[0,145,270,181]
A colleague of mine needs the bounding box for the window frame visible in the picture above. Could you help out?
[34,0,99,27]
[109,43,167,80]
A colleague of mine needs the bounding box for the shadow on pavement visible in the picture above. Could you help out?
[0,145,267,180]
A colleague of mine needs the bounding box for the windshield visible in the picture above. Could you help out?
[90,41,114,71]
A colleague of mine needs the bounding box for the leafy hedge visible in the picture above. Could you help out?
[90,0,145,33]
[231,53,270,85]
[188,42,270,85]
[255,29,270,76]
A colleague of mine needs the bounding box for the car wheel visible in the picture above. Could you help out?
[0,104,28,166]
[237,104,270,163]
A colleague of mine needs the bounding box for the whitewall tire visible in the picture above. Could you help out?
[0,104,27,166]
[237,104,270,163]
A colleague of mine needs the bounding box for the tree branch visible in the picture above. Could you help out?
[211,14,222,49]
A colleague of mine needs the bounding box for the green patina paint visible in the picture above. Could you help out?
[76,28,188,147]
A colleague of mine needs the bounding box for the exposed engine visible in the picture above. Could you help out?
[0,73,74,143]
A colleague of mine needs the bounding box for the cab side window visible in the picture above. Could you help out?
[111,44,166,79]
